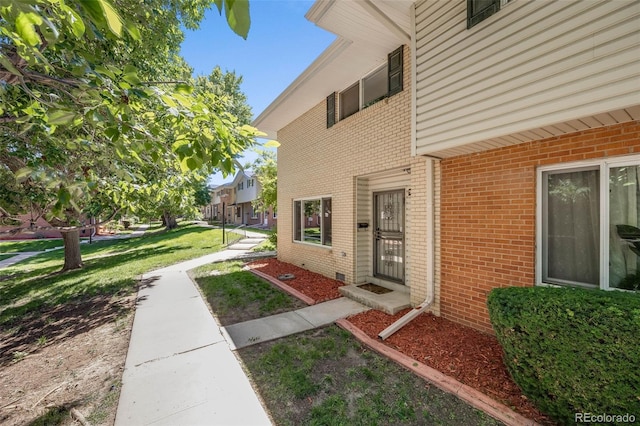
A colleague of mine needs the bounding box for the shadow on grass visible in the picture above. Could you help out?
[0,245,180,325]
[0,224,222,364]
[0,292,133,366]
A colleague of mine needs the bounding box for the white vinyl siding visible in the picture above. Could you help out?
[414,0,640,155]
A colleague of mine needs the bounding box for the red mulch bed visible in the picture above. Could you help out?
[248,258,551,425]
[247,258,343,303]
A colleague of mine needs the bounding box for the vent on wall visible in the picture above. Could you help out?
[336,272,345,282]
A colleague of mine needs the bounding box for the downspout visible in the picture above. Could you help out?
[379,158,436,340]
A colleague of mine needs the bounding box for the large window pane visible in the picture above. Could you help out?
[543,169,600,287]
[362,65,387,108]
[609,165,640,289]
[340,82,359,120]
[322,198,332,245]
[293,198,331,247]
[294,201,301,241]
[303,200,321,245]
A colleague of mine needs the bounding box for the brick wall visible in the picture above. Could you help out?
[440,120,640,333]
[276,45,429,300]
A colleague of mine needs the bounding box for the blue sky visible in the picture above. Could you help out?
[180,0,335,185]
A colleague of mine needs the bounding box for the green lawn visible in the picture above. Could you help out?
[191,261,306,325]
[196,261,502,426]
[0,253,17,262]
[0,239,65,253]
[239,327,502,426]
[0,224,224,326]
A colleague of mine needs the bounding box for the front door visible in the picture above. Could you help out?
[374,190,405,283]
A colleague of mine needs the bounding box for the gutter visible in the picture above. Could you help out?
[379,158,436,340]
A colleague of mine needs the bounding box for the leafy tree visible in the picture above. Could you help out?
[193,180,212,208]
[0,0,255,270]
[194,66,252,125]
[250,149,277,214]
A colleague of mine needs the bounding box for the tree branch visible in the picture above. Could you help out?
[22,70,81,89]
[142,80,187,85]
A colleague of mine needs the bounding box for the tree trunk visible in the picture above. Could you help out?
[162,211,178,230]
[61,229,83,271]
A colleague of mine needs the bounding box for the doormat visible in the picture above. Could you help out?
[358,283,392,294]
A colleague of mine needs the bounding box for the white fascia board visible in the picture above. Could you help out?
[252,37,352,134]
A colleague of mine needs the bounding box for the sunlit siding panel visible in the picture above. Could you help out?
[414,0,640,155]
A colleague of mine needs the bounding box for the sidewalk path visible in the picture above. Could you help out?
[0,251,43,268]
[115,240,367,426]
[115,246,272,425]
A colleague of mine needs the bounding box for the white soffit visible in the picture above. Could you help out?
[253,0,413,139]
[422,106,640,159]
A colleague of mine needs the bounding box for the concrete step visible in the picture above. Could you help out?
[238,238,265,244]
[227,238,266,250]
[339,284,410,315]
[227,243,258,250]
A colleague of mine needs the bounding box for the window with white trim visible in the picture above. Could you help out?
[293,197,332,247]
[538,156,640,291]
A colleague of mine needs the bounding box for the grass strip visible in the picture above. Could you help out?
[0,224,224,326]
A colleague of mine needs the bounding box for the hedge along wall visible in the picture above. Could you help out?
[487,286,640,424]
[439,120,640,333]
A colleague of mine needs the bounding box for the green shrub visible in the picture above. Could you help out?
[487,286,640,424]
[268,226,277,245]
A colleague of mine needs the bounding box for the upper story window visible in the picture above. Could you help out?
[467,0,512,29]
[339,82,361,120]
[328,45,404,126]
[238,182,244,191]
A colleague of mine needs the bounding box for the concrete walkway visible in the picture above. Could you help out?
[115,242,368,426]
[223,298,369,350]
[0,251,43,268]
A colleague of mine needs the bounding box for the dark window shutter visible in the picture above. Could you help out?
[326,92,336,128]
[467,0,500,29]
[387,46,403,97]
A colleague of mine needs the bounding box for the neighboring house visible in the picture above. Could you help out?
[204,171,277,228]
[0,214,62,240]
[253,0,640,333]
[234,171,263,226]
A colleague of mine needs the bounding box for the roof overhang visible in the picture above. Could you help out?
[419,106,640,159]
[252,0,413,139]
